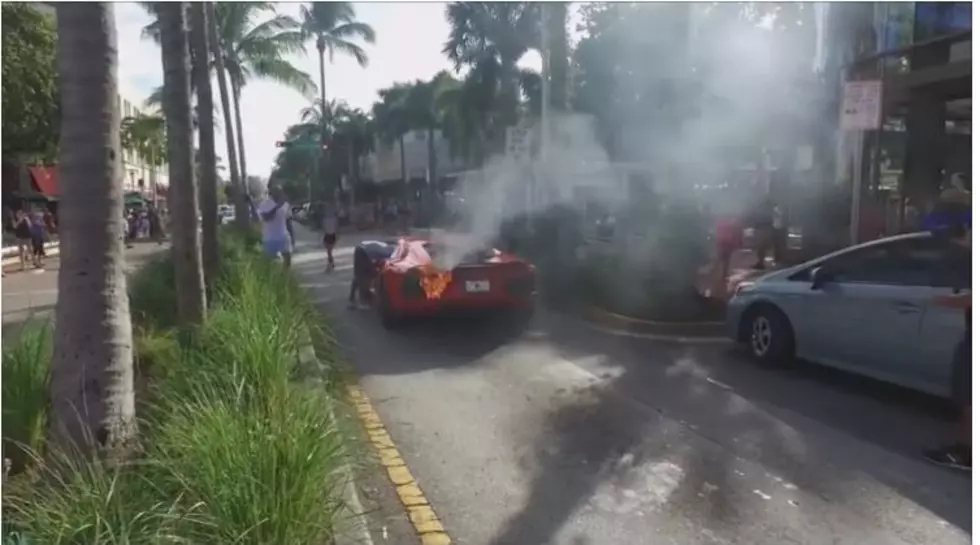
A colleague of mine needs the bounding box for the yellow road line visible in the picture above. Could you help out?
[347,385,452,545]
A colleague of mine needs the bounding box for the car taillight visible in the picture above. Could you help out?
[402,271,425,298]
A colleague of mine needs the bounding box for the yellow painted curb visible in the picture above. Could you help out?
[347,385,453,545]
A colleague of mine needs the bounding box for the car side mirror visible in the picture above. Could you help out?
[810,266,832,290]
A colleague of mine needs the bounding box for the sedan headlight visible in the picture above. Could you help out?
[732,282,756,296]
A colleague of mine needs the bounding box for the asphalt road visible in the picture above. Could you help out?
[2,242,169,337]
[301,226,972,544]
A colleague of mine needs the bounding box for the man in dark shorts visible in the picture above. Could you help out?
[924,222,971,471]
[322,203,339,272]
[348,240,395,310]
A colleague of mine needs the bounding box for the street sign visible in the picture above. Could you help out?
[840,80,883,131]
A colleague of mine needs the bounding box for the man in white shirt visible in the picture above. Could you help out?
[257,184,294,268]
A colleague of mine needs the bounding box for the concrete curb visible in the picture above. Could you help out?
[298,336,376,545]
[582,306,730,344]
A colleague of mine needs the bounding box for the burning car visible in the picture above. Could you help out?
[374,236,537,329]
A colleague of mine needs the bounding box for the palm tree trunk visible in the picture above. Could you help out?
[49,2,135,456]
[547,3,570,112]
[159,1,206,326]
[317,38,330,204]
[204,2,246,229]
[398,134,406,183]
[231,82,248,201]
[427,124,437,198]
[189,3,219,288]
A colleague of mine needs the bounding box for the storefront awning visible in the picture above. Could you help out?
[28,165,59,197]
[124,191,146,206]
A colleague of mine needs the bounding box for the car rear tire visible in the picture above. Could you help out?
[377,280,404,330]
[742,304,794,367]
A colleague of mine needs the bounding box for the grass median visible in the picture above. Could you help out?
[2,228,354,545]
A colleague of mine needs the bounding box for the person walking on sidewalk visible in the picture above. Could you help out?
[12,209,32,271]
[257,185,294,269]
[322,202,339,272]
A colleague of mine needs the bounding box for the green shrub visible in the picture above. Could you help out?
[4,226,351,544]
[2,321,52,475]
[3,450,189,545]
[129,255,177,330]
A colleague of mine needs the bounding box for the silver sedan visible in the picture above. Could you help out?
[726,231,970,398]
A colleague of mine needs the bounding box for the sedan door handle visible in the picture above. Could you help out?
[892,301,922,314]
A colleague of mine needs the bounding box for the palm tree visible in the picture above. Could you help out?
[405,72,457,194]
[215,3,314,193]
[49,2,135,454]
[144,3,315,197]
[159,2,206,325]
[299,2,375,201]
[544,2,570,112]
[331,106,373,189]
[189,3,220,287]
[437,60,497,166]
[443,2,540,146]
[371,83,411,184]
[204,2,247,228]
[120,112,167,188]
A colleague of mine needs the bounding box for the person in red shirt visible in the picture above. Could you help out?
[713,215,743,294]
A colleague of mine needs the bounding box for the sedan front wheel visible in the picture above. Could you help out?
[744,305,795,367]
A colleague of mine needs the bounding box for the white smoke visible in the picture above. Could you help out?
[434,3,827,270]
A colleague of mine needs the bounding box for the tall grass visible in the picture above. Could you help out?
[2,321,52,474]
[3,229,352,544]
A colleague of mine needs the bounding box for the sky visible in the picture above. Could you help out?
[114,2,554,179]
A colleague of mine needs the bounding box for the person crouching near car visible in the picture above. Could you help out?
[924,202,972,471]
[348,240,393,310]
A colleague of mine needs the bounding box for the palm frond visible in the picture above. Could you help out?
[250,56,317,99]
[324,37,368,66]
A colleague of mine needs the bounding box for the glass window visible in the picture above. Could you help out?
[828,236,964,286]
[914,2,972,41]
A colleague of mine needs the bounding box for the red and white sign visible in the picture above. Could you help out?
[840,80,883,131]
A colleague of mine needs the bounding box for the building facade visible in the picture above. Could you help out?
[816,2,971,243]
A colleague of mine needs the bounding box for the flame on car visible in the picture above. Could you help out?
[418,265,452,300]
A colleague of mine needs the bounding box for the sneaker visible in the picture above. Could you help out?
[924,444,971,471]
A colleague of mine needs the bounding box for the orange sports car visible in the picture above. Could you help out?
[374,236,537,329]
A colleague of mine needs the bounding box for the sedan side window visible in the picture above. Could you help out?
[827,238,949,286]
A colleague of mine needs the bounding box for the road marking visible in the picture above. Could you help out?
[347,385,452,545]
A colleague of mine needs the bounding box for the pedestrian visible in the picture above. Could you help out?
[924,198,972,471]
[12,209,32,271]
[148,204,164,244]
[322,202,339,272]
[348,240,395,310]
[771,202,787,265]
[29,210,47,269]
[750,197,774,270]
[713,214,742,296]
[256,184,294,268]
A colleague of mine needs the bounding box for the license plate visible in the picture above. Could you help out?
[464,280,490,293]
